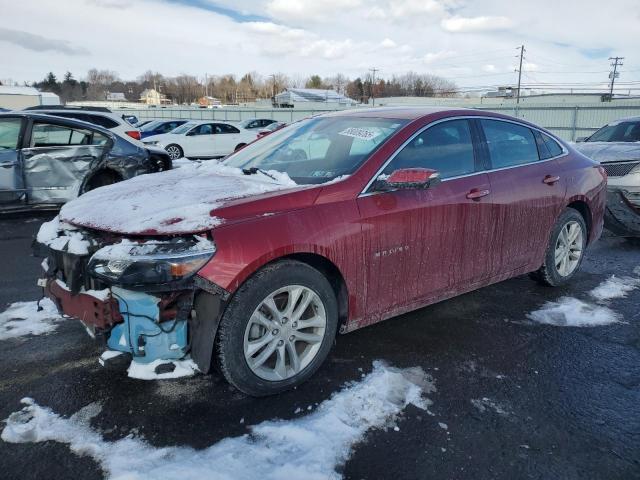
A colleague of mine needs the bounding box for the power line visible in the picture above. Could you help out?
[608,56,624,100]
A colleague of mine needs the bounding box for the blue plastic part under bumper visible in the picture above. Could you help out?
[107,287,188,364]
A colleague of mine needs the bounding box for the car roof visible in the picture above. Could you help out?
[325,106,470,120]
[0,111,116,137]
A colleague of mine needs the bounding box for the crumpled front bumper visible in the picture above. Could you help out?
[43,277,122,332]
[604,187,640,237]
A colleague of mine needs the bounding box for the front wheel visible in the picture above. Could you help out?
[531,208,587,286]
[216,260,338,396]
[165,144,183,160]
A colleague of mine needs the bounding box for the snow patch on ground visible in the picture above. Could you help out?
[0,299,62,341]
[1,362,434,480]
[127,358,199,380]
[589,275,640,302]
[527,297,620,327]
[527,273,640,327]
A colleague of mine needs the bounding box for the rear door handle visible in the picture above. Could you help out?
[543,175,560,185]
[466,188,491,200]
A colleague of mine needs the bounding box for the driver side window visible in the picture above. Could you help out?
[382,119,476,179]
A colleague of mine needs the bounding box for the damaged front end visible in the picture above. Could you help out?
[34,218,225,375]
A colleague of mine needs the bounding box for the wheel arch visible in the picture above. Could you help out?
[565,197,592,243]
[80,168,123,194]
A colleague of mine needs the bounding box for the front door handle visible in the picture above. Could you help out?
[466,188,490,200]
[543,175,560,185]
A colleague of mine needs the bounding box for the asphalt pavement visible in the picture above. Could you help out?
[0,214,639,480]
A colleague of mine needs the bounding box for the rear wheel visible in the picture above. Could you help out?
[165,144,183,160]
[216,260,338,396]
[531,208,587,286]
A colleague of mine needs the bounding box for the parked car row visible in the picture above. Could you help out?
[35,107,607,395]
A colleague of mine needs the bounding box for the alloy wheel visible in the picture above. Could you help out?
[555,220,583,277]
[243,285,327,381]
[166,145,182,160]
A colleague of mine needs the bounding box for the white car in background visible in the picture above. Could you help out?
[143,120,258,160]
[24,106,142,142]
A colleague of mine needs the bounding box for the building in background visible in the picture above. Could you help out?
[0,86,60,109]
[197,96,222,108]
[139,88,170,106]
[106,92,127,102]
[273,88,357,109]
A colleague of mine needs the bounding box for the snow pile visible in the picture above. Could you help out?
[589,275,640,302]
[127,358,199,380]
[471,397,510,415]
[59,162,299,235]
[527,274,640,327]
[527,297,619,327]
[36,216,93,255]
[1,362,434,480]
[0,299,62,341]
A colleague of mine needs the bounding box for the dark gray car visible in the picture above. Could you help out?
[0,112,171,212]
[574,116,640,237]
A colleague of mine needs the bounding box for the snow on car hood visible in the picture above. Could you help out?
[573,141,640,163]
[59,162,299,235]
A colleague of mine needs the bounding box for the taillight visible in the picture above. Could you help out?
[126,130,141,141]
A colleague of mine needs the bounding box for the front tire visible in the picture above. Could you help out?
[216,260,338,396]
[165,144,183,160]
[532,208,587,286]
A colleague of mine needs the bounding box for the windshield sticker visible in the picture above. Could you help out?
[338,127,381,141]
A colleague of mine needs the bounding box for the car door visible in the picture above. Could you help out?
[479,119,567,275]
[214,123,241,155]
[356,118,496,321]
[0,116,26,205]
[184,123,216,157]
[21,119,109,203]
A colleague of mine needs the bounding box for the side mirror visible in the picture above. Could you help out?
[575,137,587,142]
[375,168,441,191]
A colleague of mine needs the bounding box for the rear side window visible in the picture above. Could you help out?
[217,124,241,134]
[30,122,108,147]
[481,120,539,168]
[382,119,476,179]
[0,118,22,149]
[542,134,563,157]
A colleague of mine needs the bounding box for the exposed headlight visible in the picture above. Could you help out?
[88,238,215,286]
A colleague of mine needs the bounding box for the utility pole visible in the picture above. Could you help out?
[608,56,624,100]
[369,67,379,107]
[516,45,525,104]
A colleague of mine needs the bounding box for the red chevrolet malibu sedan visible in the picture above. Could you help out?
[36,107,606,396]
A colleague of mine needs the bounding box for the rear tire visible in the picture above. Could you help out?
[165,144,183,160]
[531,208,587,286]
[216,260,338,396]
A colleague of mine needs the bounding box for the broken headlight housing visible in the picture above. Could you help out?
[88,238,215,286]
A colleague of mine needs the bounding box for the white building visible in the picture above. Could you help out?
[274,88,357,109]
[0,86,60,109]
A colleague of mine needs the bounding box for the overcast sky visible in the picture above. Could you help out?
[1,0,639,92]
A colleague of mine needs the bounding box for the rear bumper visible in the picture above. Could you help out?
[44,277,122,331]
[604,187,640,237]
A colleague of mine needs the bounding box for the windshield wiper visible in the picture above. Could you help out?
[242,167,277,181]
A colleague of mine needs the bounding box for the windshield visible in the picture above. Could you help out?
[223,116,407,184]
[140,120,163,132]
[171,121,197,135]
[588,121,640,142]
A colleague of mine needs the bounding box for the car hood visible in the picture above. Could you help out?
[573,141,640,163]
[59,162,307,235]
[142,133,176,144]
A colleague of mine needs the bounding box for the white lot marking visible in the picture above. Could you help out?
[1,362,434,480]
[127,358,199,380]
[588,275,640,302]
[527,297,620,327]
[527,272,640,327]
[0,299,62,341]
